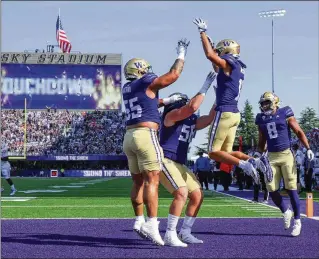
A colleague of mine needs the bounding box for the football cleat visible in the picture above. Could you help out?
[1,187,4,192]
[179,230,203,244]
[133,218,147,240]
[291,219,302,237]
[10,189,17,196]
[283,209,293,230]
[164,230,188,247]
[140,220,164,246]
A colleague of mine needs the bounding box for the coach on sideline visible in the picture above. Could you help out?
[194,152,211,190]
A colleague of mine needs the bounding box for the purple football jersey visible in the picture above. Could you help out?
[215,54,246,113]
[255,106,294,152]
[160,114,198,165]
[122,73,160,126]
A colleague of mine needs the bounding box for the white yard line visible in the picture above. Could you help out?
[212,190,310,218]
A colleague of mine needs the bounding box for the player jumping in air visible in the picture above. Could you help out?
[255,92,314,237]
[159,71,217,247]
[1,142,17,196]
[122,38,190,246]
[192,18,265,183]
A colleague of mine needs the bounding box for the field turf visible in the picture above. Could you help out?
[1,177,319,258]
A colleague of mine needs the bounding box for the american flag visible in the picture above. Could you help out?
[56,14,72,53]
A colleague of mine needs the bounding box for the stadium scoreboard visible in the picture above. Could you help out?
[1,52,122,110]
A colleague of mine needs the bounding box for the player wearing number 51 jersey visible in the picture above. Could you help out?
[159,71,216,247]
[193,18,263,181]
[255,92,314,237]
[122,38,190,246]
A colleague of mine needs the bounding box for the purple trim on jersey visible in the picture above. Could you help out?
[149,128,163,171]
[215,105,239,113]
[208,111,222,152]
[162,162,179,190]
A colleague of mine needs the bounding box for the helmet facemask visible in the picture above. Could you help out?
[259,100,276,115]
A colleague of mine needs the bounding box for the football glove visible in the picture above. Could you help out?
[307,149,314,161]
[176,38,190,59]
[162,94,183,105]
[193,18,207,33]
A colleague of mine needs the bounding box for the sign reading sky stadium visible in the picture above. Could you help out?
[1,52,122,110]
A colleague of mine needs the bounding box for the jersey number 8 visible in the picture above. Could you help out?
[266,122,278,139]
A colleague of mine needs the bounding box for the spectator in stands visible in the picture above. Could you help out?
[194,152,211,190]
[304,154,315,192]
[234,165,245,190]
[213,161,221,191]
[219,163,233,191]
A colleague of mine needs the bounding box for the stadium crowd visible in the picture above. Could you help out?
[1,109,126,156]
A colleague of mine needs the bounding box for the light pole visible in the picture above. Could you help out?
[259,9,286,93]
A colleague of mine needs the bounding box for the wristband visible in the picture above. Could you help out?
[177,52,185,60]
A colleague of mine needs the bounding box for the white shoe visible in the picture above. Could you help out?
[10,189,17,196]
[133,219,147,239]
[291,219,302,237]
[283,209,293,230]
[140,220,164,246]
[244,160,260,184]
[164,230,187,247]
[262,200,269,204]
[179,230,203,244]
[1,188,4,192]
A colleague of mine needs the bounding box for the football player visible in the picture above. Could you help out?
[122,38,190,246]
[1,142,17,196]
[159,71,216,247]
[255,92,314,237]
[193,18,264,183]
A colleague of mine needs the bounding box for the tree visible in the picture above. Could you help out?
[298,107,319,134]
[235,100,258,150]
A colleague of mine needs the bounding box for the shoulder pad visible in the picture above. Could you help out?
[282,106,294,119]
[255,113,262,125]
[140,73,158,85]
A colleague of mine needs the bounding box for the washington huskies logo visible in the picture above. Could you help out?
[223,41,231,47]
[134,62,143,69]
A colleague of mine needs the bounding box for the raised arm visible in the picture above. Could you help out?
[193,18,230,70]
[147,39,190,93]
[195,103,216,130]
[164,72,216,126]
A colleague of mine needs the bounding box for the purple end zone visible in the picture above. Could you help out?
[219,190,319,216]
[1,218,319,259]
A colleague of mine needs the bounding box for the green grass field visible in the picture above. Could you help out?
[1,177,318,219]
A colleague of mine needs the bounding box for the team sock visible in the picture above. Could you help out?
[269,191,288,213]
[287,190,301,219]
[180,216,196,233]
[167,214,179,232]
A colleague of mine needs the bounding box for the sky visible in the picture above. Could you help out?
[2,1,319,156]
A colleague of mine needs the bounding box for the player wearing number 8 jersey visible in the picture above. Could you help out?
[122,39,190,246]
[159,71,217,247]
[255,92,315,237]
[193,18,264,182]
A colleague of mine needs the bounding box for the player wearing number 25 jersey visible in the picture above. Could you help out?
[122,39,190,246]
[255,92,315,237]
[192,18,264,182]
[159,71,216,247]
